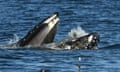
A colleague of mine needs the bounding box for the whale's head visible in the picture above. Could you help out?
[17,12,59,47]
[57,32,99,49]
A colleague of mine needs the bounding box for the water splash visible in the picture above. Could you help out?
[78,57,82,61]
[68,26,88,38]
[8,34,20,44]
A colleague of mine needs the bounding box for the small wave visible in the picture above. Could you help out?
[68,26,88,38]
[7,34,20,44]
[0,34,20,49]
[101,44,120,49]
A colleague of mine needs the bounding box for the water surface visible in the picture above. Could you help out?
[0,0,120,72]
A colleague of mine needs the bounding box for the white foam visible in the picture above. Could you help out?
[8,34,20,44]
[68,26,88,38]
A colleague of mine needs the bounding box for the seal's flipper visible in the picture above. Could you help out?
[17,12,59,47]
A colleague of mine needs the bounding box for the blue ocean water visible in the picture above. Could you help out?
[0,0,120,72]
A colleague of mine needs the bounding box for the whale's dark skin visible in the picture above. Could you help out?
[1,12,99,49]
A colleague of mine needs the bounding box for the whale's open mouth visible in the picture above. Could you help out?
[17,12,59,47]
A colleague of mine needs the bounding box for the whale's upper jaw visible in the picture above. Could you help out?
[17,12,59,47]
[57,32,99,49]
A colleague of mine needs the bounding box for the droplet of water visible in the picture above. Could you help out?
[78,57,82,61]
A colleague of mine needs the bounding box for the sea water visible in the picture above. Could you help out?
[0,0,120,72]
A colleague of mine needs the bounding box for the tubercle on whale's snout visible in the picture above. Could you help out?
[92,33,100,42]
[86,33,100,49]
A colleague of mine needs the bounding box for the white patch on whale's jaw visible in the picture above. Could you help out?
[64,45,71,50]
[44,14,57,24]
[86,33,99,49]
[48,17,59,31]
[88,35,93,43]
[43,13,59,31]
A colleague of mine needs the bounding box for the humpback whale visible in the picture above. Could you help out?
[17,12,59,47]
[1,12,99,49]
